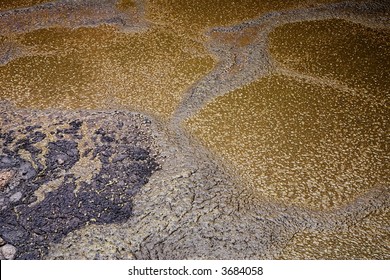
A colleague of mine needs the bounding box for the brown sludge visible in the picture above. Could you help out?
[0,0,389,259]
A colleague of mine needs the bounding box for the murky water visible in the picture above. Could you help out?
[269,19,390,94]
[279,208,390,259]
[0,25,214,120]
[186,74,388,210]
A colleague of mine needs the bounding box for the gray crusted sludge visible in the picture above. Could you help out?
[0,107,160,259]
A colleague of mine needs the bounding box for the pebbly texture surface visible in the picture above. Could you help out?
[0,0,389,259]
[0,104,160,259]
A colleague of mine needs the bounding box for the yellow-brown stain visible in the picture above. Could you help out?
[269,19,390,94]
[0,25,215,120]
[186,75,388,210]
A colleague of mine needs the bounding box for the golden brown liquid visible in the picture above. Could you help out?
[279,208,390,259]
[0,25,214,120]
[186,74,388,210]
[269,19,390,94]
[116,0,136,11]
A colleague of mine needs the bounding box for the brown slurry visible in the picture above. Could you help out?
[0,25,214,120]
[279,207,390,259]
[186,74,388,210]
[269,18,390,94]
[0,0,389,259]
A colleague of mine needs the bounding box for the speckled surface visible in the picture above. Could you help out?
[0,0,389,259]
[186,74,388,211]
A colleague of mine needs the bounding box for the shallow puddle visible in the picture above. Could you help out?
[279,208,390,259]
[186,74,388,210]
[269,19,390,94]
[0,25,214,120]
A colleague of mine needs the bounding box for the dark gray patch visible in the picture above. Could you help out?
[55,120,83,139]
[46,140,80,172]
[25,125,42,132]
[19,162,37,180]
[0,156,18,169]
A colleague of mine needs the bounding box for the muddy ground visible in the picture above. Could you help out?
[0,0,389,259]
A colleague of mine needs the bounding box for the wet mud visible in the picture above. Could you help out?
[0,0,389,259]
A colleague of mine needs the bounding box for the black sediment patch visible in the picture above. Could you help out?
[0,115,160,259]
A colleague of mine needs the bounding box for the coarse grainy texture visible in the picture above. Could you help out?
[0,0,389,259]
[186,74,388,211]
[0,105,160,259]
[269,18,390,94]
[0,25,214,121]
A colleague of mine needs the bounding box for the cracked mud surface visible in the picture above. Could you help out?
[0,106,160,258]
[0,0,389,259]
